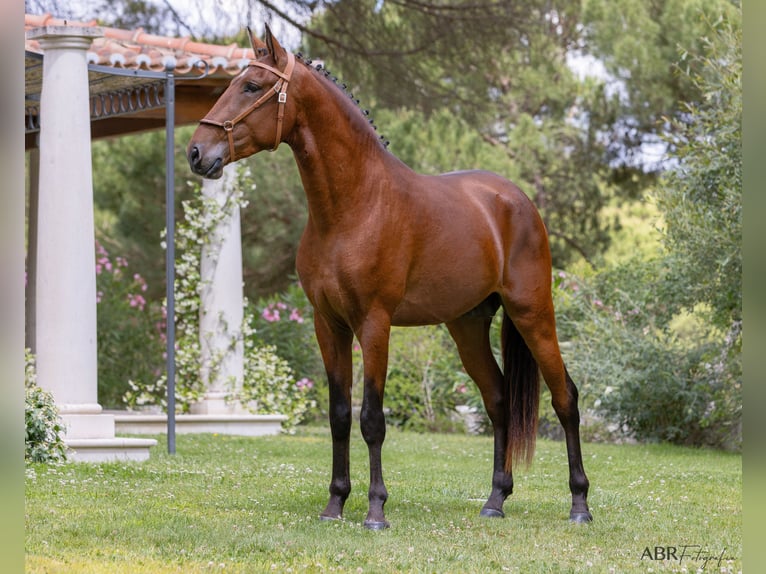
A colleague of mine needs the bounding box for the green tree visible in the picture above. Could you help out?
[550,13,742,449]
[654,19,742,330]
[582,0,741,169]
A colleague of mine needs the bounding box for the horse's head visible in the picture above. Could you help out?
[188,25,296,179]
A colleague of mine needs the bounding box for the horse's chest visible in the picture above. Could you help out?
[297,236,403,313]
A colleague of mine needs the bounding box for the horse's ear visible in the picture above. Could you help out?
[264,23,288,67]
[247,26,267,56]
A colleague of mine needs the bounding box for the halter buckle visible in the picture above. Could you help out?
[278,92,288,104]
[223,120,234,131]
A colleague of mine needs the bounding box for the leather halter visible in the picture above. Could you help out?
[199,51,296,158]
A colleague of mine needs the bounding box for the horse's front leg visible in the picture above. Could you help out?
[314,314,354,522]
[357,312,392,529]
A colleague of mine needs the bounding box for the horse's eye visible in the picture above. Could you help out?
[244,82,261,94]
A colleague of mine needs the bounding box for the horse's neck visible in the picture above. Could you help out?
[287,74,411,231]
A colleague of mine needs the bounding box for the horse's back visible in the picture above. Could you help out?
[420,169,547,247]
[434,169,537,213]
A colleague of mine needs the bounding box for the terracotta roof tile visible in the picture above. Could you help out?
[25,13,255,77]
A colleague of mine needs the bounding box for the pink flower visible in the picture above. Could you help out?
[296,378,314,390]
[128,293,146,311]
[456,384,467,394]
[262,305,280,322]
[289,308,304,323]
[133,273,148,292]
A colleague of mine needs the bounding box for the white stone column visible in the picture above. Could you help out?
[193,162,245,414]
[28,25,155,461]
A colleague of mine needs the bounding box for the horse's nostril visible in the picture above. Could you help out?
[190,146,200,164]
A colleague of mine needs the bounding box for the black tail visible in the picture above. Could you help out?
[502,313,540,472]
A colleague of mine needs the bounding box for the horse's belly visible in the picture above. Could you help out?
[391,280,497,326]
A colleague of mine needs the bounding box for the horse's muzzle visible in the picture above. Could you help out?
[187,145,224,179]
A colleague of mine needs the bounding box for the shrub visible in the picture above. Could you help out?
[95,240,164,408]
[552,261,741,449]
[25,349,67,463]
[237,343,315,428]
[249,283,324,391]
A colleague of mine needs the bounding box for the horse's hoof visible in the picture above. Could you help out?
[569,511,593,524]
[480,507,505,519]
[363,519,390,530]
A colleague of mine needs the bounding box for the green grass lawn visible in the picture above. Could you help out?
[25,426,741,573]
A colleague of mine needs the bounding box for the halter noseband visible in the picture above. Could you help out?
[199,51,296,158]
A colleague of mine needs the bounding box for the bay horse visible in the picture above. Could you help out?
[188,25,592,529]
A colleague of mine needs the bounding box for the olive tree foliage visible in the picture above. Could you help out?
[553,14,742,449]
[655,18,742,332]
[582,0,741,170]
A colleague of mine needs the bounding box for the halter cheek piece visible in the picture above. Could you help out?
[199,51,296,158]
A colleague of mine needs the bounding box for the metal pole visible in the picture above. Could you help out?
[165,64,176,454]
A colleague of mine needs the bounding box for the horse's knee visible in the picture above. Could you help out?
[329,400,352,439]
[359,377,387,443]
[360,403,386,445]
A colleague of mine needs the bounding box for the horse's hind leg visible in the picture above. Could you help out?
[503,291,593,523]
[446,314,513,518]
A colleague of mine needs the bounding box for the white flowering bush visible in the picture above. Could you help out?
[25,349,67,463]
[238,341,314,426]
[124,168,314,430]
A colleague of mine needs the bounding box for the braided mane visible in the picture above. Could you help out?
[295,52,390,149]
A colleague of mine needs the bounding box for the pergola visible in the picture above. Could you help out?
[24,14,282,461]
[24,13,258,148]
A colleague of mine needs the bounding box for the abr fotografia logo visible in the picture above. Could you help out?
[640,545,735,569]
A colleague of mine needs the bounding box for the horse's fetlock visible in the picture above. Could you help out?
[330,478,351,499]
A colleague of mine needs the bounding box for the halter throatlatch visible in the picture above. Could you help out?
[199,51,296,158]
